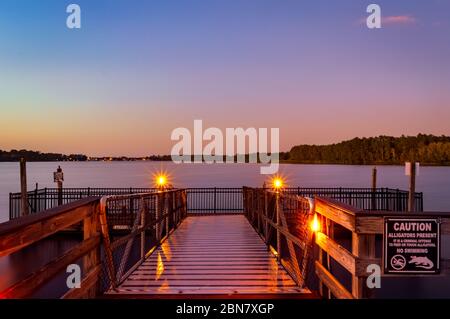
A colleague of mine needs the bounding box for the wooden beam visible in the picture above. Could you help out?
[315,198,357,232]
[356,216,383,234]
[316,232,356,275]
[315,231,380,277]
[0,235,100,298]
[62,264,102,299]
[315,261,354,299]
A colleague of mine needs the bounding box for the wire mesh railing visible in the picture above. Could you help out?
[98,189,187,293]
[243,187,315,288]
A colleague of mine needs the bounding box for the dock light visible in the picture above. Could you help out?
[272,178,284,190]
[311,213,320,233]
[155,174,167,190]
[157,175,166,186]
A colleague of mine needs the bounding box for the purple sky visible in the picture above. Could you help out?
[1,0,449,156]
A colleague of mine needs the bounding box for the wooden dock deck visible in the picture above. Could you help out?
[107,215,311,297]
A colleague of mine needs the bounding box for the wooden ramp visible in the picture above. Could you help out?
[107,215,312,297]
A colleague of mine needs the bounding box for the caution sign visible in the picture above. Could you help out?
[384,217,440,274]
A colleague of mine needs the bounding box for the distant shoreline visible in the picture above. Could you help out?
[3,133,450,166]
[1,159,450,167]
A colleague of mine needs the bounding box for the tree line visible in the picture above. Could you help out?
[0,150,88,162]
[286,134,450,165]
[3,134,450,165]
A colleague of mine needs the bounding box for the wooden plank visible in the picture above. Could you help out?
[355,216,383,234]
[122,280,298,286]
[131,269,291,275]
[111,215,309,296]
[315,261,354,299]
[0,235,100,298]
[0,199,98,257]
[109,287,308,295]
[136,266,282,270]
[315,198,356,232]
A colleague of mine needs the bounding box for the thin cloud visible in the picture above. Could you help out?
[356,15,417,27]
[383,15,417,25]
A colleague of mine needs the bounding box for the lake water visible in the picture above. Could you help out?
[1,162,450,222]
[1,162,449,298]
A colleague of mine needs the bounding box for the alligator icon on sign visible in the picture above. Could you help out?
[409,256,434,270]
[390,255,406,270]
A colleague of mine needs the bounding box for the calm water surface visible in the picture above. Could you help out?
[1,162,450,222]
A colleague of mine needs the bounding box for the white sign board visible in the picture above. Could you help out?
[54,171,64,183]
[405,162,420,176]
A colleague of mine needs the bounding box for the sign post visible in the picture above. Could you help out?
[384,217,440,274]
[405,162,419,212]
[54,166,64,206]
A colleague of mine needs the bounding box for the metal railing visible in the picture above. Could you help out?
[9,187,423,220]
[0,189,187,298]
[243,187,315,288]
[99,190,187,293]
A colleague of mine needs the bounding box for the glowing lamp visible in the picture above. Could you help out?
[273,178,284,190]
[157,176,166,186]
[311,213,320,233]
[155,174,168,190]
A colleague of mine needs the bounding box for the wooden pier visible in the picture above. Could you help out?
[107,215,310,297]
[0,187,448,299]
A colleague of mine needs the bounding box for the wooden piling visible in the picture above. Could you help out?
[408,162,416,212]
[20,158,29,217]
[371,167,377,210]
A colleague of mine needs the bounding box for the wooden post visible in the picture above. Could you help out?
[34,183,38,213]
[83,203,100,297]
[408,162,416,212]
[55,166,64,206]
[371,167,377,210]
[351,233,376,298]
[20,158,29,217]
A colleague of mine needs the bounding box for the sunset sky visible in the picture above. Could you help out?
[1,0,450,156]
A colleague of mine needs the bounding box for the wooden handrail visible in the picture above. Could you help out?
[0,197,99,257]
[0,198,101,298]
[243,188,450,299]
[1,235,101,298]
[313,196,450,299]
